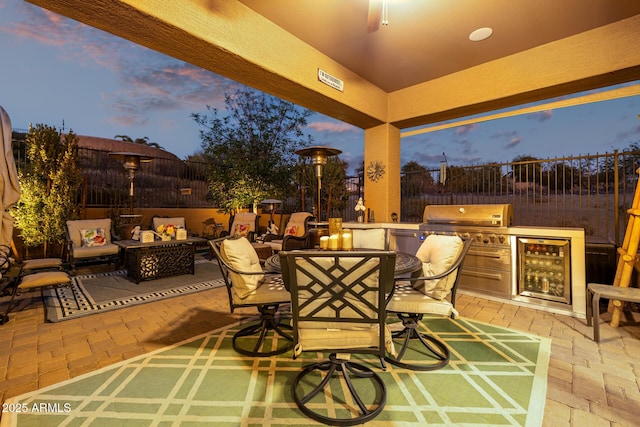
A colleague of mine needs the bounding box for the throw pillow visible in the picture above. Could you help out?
[80,228,107,247]
[285,225,297,236]
[412,235,463,300]
[220,237,264,298]
[233,223,251,237]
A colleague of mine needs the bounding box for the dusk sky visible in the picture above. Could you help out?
[1,0,639,174]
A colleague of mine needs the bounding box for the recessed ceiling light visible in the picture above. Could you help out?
[469,27,493,42]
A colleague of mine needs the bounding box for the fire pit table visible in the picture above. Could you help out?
[114,237,207,283]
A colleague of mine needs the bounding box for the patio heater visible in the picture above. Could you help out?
[295,146,341,221]
[108,152,152,215]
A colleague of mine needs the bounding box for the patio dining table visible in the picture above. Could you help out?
[264,250,422,277]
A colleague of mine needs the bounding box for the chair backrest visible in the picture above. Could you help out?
[283,212,312,238]
[209,237,265,309]
[229,212,260,239]
[66,219,113,248]
[152,217,186,231]
[411,235,472,303]
[280,250,396,357]
[352,228,387,250]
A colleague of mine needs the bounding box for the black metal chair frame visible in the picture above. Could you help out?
[0,246,69,325]
[280,250,396,426]
[385,237,472,371]
[210,237,292,357]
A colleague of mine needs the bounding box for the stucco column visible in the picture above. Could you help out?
[363,123,400,223]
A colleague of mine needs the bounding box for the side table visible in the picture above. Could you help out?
[251,243,273,262]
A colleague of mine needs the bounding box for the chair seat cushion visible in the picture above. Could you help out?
[19,271,70,290]
[265,240,283,251]
[22,258,62,271]
[221,237,265,298]
[73,243,120,259]
[387,281,456,317]
[296,324,395,356]
[231,276,290,305]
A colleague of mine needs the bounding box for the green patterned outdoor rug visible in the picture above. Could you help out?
[41,259,224,322]
[1,316,550,426]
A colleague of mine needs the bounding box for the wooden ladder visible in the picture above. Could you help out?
[609,168,640,327]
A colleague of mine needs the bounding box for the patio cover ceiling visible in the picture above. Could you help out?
[26,0,640,132]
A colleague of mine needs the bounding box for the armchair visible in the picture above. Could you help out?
[66,219,120,270]
[279,250,396,425]
[263,212,312,252]
[221,212,260,242]
[385,235,472,370]
[210,236,292,356]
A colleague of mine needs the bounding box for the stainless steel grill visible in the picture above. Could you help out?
[419,204,514,298]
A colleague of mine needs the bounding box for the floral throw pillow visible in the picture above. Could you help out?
[233,223,251,237]
[285,225,297,236]
[80,228,106,247]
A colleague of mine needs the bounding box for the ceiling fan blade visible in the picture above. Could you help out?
[367,0,382,33]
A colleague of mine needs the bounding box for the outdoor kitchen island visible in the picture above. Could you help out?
[347,208,587,319]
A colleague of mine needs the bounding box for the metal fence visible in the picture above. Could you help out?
[12,133,639,245]
[395,150,640,246]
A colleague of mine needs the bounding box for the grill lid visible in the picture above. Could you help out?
[422,204,513,227]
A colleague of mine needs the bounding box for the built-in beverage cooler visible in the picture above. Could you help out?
[517,237,571,304]
[510,226,586,317]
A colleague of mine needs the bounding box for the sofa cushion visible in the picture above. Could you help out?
[220,237,264,298]
[413,234,464,300]
[73,243,119,259]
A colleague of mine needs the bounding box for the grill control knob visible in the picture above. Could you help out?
[462,232,471,239]
[498,235,505,244]
[489,234,497,243]
[476,234,483,242]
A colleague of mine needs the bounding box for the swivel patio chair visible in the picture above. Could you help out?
[280,250,396,426]
[385,234,472,371]
[210,236,293,356]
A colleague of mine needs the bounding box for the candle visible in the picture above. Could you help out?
[329,234,339,250]
[341,231,353,250]
[319,235,329,250]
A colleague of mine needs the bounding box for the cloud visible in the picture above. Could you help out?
[505,137,523,149]
[4,0,234,122]
[491,130,518,140]
[526,110,553,121]
[307,121,358,133]
[455,124,477,135]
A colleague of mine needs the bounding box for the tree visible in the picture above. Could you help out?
[511,155,542,182]
[192,88,314,213]
[13,124,82,257]
[401,161,435,196]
